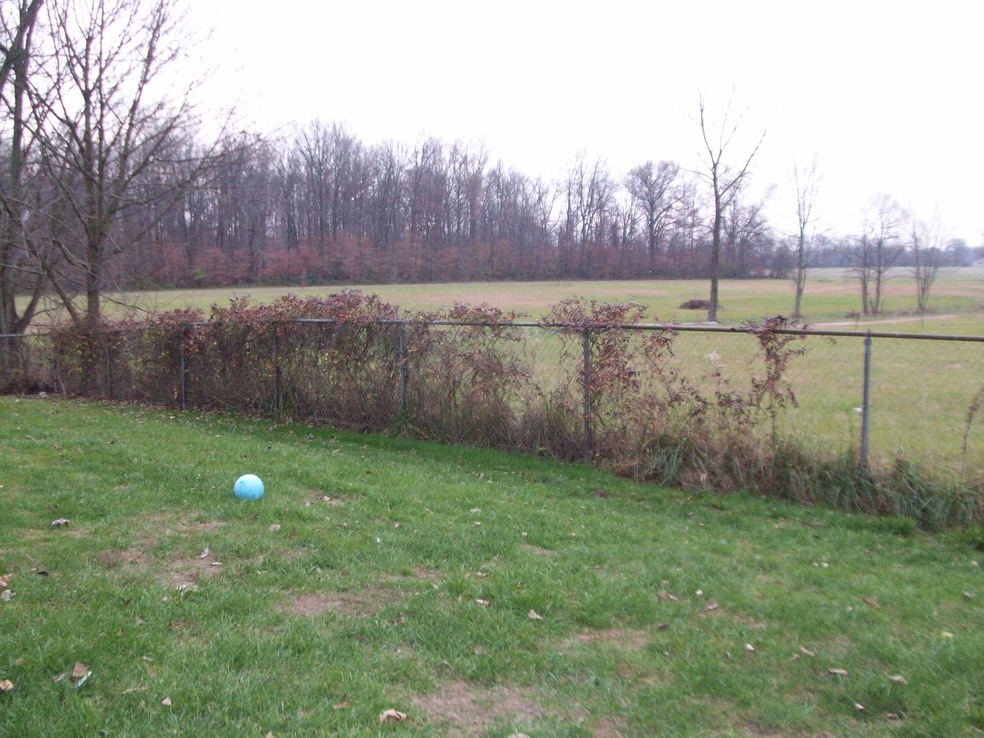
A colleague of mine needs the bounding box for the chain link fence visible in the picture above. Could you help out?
[4,321,984,482]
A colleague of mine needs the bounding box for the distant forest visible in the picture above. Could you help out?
[2,0,980,335]
[49,121,984,291]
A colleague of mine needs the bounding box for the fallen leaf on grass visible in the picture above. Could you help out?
[854,702,866,712]
[50,518,70,527]
[121,687,145,695]
[196,547,210,559]
[333,701,351,710]
[69,662,91,687]
[265,732,274,738]
[705,602,719,612]
[378,708,408,723]
[799,647,816,658]
[744,643,755,653]
[0,679,13,692]
[475,599,490,608]
[0,574,11,588]
[862,596,879,608]
[658,591,679,602]
[527,610,543,620]
[0,590,13,602]
[888,674,908,685]
[161,697,172,707]
[828,668,849,677]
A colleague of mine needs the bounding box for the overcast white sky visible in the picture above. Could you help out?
[191,0,983,245]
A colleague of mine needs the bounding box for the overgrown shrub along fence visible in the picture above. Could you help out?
[3,292,984,527]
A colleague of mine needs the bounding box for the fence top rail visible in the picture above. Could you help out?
[7,321,984,343]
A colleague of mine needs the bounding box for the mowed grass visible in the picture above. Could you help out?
[2,398,984,737]
[37,267,984,326]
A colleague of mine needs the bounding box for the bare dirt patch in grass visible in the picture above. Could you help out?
[286,586,406,617]
[412,681,570,738]
[519,543,555,557]
[566,627,649,651]
[169,548,224,591]
[306,490,357,507]
[701,605,768,630]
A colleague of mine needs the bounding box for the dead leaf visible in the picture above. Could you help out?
[527,610,543,621]
[658,591,679,602]
[0,679,13,692]
[378,708,408,723]
[269,524,281,532]
[69,662,91,687]
[744,643,755,653]
[333,701,350,710]
[265,732,274,738]
[854,702,866,712]
[694,589,703,597]
[50,518,70,527]
[862,596,879,608]
[799,646,816,658]
[1,590,13,602]
[888,674,908,685]
[161,697,172,707]
[197,547,210,559]
[828,668,849,677]
[886,712,902,722]
[0,574,11,588]
[475,599,489,608]
[121,687,145,695]
[705,602,719,612]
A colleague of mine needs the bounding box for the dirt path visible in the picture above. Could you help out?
[811,313,978,329]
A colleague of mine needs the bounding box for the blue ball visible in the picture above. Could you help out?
[234,473,264,500]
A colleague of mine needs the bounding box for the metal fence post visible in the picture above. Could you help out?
[104,332,113,400]
[859,331,872,473]
[179,325,188,410]
[582,326,592,463]
[397,321,408,414]
[272,322,282,414]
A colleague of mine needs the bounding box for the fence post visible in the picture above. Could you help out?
[179,325,188,410]
[397,321,408,414]
[104,331,113,400]
[582,326,592,463]
[272,322,282,415]
[859,331,872,473]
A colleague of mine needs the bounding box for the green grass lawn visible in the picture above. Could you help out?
[23,267,984,327]
[2,397,984,737]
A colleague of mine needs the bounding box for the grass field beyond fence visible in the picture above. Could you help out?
[2,398,984,737]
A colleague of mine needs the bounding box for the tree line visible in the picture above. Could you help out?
[1,0,978,335]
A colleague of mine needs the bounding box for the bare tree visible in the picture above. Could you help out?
[790,156,821,319]
[852,194,905,316]
[696,91,765,322]
[0,0,45,335]
[625,159,678,274]
[910,210,947,317]
[34,0,228,324]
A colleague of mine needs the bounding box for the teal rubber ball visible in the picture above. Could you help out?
[234,474,264,500]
